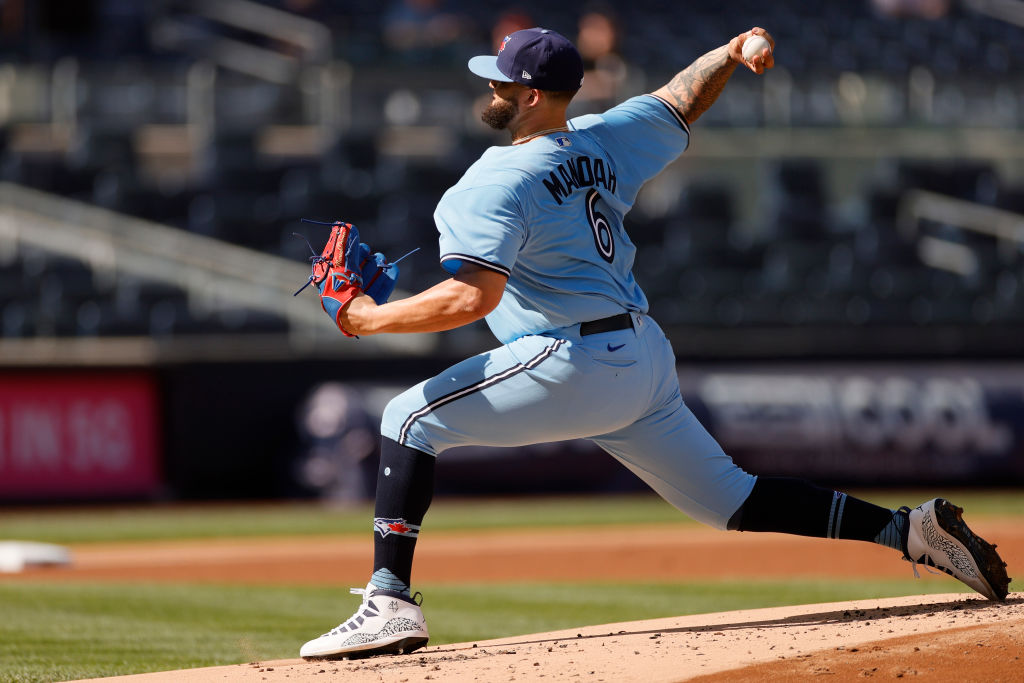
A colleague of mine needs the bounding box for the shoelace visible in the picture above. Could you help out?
[907,555,946,580]
[324,586,373,636]
[322,586,425,636]
[291,219,420,297]
[897,504,949,580]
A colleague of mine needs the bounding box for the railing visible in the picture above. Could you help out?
[897,189,1024,275]
[0,183,432,364]
[151,0,331,83]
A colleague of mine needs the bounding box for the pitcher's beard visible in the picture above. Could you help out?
[481,98,518,131]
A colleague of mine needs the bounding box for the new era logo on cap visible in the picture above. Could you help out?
[467,28,584,92]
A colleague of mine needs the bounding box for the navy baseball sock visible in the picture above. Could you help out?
[371,437,435,595]
[728,476,896,544]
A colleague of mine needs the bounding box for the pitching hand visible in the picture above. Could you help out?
[730,27,775,75]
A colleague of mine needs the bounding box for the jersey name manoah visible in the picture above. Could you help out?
[434,94,690,344]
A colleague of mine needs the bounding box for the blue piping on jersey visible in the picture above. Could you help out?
[397,337,567,447]
[646,93,691,137]
[440,253,511,278]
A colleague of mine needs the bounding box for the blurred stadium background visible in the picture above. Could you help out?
[1,0,1023,505]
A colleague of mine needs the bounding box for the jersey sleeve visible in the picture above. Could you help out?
[435,183,526,277]
[570,94,690,202]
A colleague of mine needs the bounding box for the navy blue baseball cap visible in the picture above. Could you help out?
[468,28,584,91]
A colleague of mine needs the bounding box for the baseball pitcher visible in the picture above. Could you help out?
[298,26,1010,659]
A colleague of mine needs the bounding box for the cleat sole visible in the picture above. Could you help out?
[934,499,1011,601]
[304,636,429,661]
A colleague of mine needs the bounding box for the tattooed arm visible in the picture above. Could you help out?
[652,27,774,124]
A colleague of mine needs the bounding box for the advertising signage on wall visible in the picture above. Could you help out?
[679,365,1024,484]
[312,363,1024,498]
[0,374,161,498]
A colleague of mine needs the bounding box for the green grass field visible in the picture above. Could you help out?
[0,579,955,683]
[0,491,1020,683]
[2,490,1021,545]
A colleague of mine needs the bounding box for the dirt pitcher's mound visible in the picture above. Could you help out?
[73,593,1023,683]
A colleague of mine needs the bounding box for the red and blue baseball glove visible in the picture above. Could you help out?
[293,220,403,337]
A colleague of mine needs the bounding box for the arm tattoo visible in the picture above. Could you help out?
[657,45,738,124]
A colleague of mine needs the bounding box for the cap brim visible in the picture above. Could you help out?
[468,55,513,82]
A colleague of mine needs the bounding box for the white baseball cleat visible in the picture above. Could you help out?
[300,582,429,659]
[903,498,1011,601]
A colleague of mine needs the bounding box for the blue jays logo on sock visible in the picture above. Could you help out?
[374,517,420,538]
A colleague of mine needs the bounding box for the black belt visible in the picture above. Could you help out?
[580,313,634,336]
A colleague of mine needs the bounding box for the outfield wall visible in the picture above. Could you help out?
[1,360,1022,502]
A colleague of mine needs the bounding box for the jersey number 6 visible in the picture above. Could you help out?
[586,189,615,263]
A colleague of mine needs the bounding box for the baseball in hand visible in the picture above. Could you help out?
[742,35,770,63]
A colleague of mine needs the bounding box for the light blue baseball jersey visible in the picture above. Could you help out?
[383,93,756,529]
[434,94,690,343]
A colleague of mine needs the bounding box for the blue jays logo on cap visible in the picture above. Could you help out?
[468,28,584,92]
